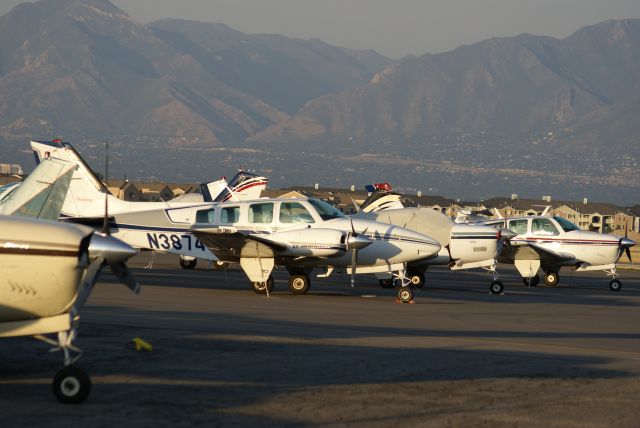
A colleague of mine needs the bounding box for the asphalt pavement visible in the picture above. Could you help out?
[1,253,639,427]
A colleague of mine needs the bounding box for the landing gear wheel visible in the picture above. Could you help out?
[179,258,197,270]
[523,275,539,287]
[544,271,559,286]
[609,279,622,292]
[213,260,229,270]
[397,287,414,303]
[490,280,504,295]
[52,366,91,404]
[251,276,274,294]
[379,279,394,288]
[288,275,310,294]
[407,271,425,288]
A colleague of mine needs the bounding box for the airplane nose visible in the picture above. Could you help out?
[88,232,138,264]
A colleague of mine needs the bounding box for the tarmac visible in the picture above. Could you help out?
[1,252,640,427]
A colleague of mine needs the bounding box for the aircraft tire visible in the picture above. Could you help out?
[289,275,311,294]
[408,271,425,288]
[609,279,622,292]
[379,279,394,288]
[397,287,414,303]
[212,260,229,270]
[52,366,91,404]
[179,258,197,270]
[522,275,539,287]
[543,271,559,286]
[490,280,504,295]
[251,276,275,294]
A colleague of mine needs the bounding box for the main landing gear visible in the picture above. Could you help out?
[543,271,559,286]
[36,325,91,404]
[251,276,274,295]
[288,274,311,294]
[179,257,197,270]
[522,275,540,287]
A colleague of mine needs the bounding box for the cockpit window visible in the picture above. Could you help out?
[249,203,274,224]
[532,218,559,236]
[307,198,345,221]
[279,202,314,224]
[507,219,528,235]
[553,216,580,232]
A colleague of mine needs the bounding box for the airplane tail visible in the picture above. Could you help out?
[360,183,404,213]
[203,169,268,202]
[30,140,128,217]
[0,156,76,221]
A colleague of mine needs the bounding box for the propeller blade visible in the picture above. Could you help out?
[111,261,141,294]
[350,217,356,236]
[626,247,632,263]
[75,256,105,310]
[350,249,357,287]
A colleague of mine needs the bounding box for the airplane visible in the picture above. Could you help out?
[477,215,636,291]
[0,155,140,403]
[353,184,515,294]
[29,140,268,270]
[190,197,442,303]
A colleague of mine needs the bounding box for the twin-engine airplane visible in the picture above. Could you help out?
[30,140,268,269]
[478,215,636,290]
[0,155,139,403]
[191,197,441,303]
[353,184,515,294]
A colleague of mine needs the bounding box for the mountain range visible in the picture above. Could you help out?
[0,0,390,145]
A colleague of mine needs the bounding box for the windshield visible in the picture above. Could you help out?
[553,216,580,232]
[308,198,345,221]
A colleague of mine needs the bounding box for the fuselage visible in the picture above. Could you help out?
[483,216,623,267]
[192,198,441,270]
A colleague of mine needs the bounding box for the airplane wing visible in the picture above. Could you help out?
[0,157,75,221]
[527,243,581,265]
[192,228,287,261]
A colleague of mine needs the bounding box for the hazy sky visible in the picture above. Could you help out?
[2,0,640,57]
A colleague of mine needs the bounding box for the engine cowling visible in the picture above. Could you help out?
[271,228,347,257]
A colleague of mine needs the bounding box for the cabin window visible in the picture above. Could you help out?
[220,206,240,224]
[532,218,559,236]
[507,219,528,235]
[249,203,274,224]
[279,202,315,224]
[196,208,216,223]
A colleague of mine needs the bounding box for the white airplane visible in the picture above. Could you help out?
[190,197,442,303]
[30,140,268,269]
[478,215,636,290]
[0,155,139,403]
[353,184,515,294]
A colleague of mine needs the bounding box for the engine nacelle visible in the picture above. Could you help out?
[272,228,346,257]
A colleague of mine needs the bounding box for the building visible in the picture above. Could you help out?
[107,180,142,201]
[136,182,174,202]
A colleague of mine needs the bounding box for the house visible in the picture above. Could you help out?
[106,180,142,201]
[136,182,174,202]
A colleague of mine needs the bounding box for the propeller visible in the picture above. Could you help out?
[346,218,372,287]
